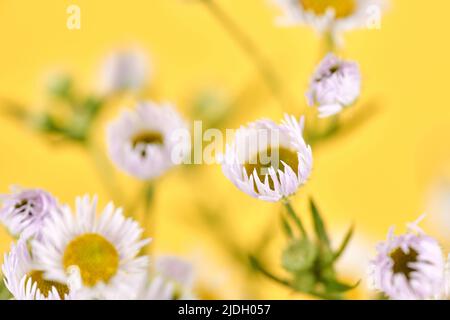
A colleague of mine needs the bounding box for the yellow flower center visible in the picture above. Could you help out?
[131,131,164,158]
[390,247,418,279]
[300,0,356,19]
[132,131,164,147]
[245,146,299,190]
[63,233,119,287]
[27,270,69,299]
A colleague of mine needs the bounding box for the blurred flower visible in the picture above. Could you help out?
[107,101,189,180]
[369,216,445,300]
[142,256,195,300]
[222,114,312,202]
[2,240,71,300]
[99,48,149,94]
[0,186,57,239]
[306,53,361,118]
[31,195,150,299]
[444,255,450,299]
[272,0,383,39]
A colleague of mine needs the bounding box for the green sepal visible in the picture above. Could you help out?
[309,198,331,249]
[282,239,317,273]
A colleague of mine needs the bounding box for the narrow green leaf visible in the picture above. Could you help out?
[332,224,354,263]
[283,199,308,239]
[309,198,330,248]
[324,278,360,294]
[280,214,294,238]
[249,255,291,287]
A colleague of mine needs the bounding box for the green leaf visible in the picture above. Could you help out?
[282,239,317,273]
[280,214,293,238]
[83,96,103,119]
[47,74,73,99]
[323,278,360,294]
[309,198,331,248]
[332,224,354,263]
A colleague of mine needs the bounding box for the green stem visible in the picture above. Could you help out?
[141,181,156,254]
[282,198,308,239]
[200,0,285,108]
[322,29,337,55]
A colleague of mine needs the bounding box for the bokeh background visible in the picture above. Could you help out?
[0,0,449,299]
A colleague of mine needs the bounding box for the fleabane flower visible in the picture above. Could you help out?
[221,114,312,202]
[31,195,150,300]
[306,53,361,118]
[2,240,72,300]
[369,216,445,300]
[107,102,190,180]
[272,0,384,39]
[0,187,57,239]
[143,256,195,300]
[99,48,149,94]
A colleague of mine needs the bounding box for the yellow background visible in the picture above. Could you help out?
[0,0,449,299]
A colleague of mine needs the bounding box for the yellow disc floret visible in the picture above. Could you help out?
[300,0,356,19]
[63,233,119,287]
[27,270,69,299]
[245,146,299,191]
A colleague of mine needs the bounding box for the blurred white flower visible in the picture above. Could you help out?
[31,195,150,300]
[306,53,361,118]
[272,0,385,40]
[0,186,57,239]
[142,256,195,300]
[369,216,445,300]
[107,101,190,180]
[222,114,312,202]
[99,48,149,94]
[2,240,72,300]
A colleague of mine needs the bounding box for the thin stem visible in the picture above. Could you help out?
[200,0,285,108]
[141,181,156,254]
[86,139,124,206]
[282,198,308,239]
[322,29,337,55]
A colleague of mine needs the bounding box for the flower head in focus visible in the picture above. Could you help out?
[31,195,150,300]
[107,101,190,180]
[99,48,149,95]
[143,256,195,300]
[306,53,361,118]
[369,216,445,300]
[2,240,72,300]
[222,114,312,202]
[272,0,384,40]
[0,187,57,239]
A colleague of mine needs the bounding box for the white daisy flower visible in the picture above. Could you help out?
[306,53,361,118]
[272,0,384,40]
[107,101,190,180]
[221,114,312,202]
[31,195,150,300]
[0,186,57,239]
[99,48,149,94]
[2,240,72,300]
[369,216,445,300]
